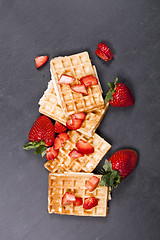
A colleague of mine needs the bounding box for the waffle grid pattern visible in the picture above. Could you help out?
[48,173,109,216]
[44,131,111,173]
[50,52,104,116]
[39,81,109,137]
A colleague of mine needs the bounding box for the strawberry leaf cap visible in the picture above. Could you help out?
[23,140,47,157]
[105,77,118,103]
[99,159,121,188]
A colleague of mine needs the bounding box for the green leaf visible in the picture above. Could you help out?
[114,76,118,86]
[103,160,112,172]
[23,140,45,150]
[35,145,47,155]
[108,82,115,90]
[105,91,113,103]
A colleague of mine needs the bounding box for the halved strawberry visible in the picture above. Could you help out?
[80,75,98,87]
[95,49,109,62]
[66,118,83,130]
[46,146,59,160]
[53,133,69,150]
[83,197,98,210]
[58,74,75,85]
[76,140,94,154]
[61,192,76,205]
[69,149,84,159]
[35,56,48,68]
[71,112,86,121]
[73,197,83,206]
[71,84,88,95]
[98,43,114,60]
[58,133,70,142]
[85,176,100,192]
[53,137,63,150]
[55,121,67,133]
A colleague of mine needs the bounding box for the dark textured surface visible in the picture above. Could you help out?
[0,0,160,239]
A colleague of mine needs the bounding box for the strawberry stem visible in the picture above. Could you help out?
[105,77,119,103]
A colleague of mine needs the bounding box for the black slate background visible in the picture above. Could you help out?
[0,0,160,240]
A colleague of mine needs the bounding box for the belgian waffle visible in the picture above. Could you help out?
[48,172,110,217]
[50,52,104,117]
[44,130,111,173]
[39,80,109,137]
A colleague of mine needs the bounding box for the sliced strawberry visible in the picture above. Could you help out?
[85,176,100,192]
[83,197,98,210]
[55,121,67,133]
[46,146,59,160]
[69,149,84,159]
[61,192,76,205]
[58,74,76,85]
[95,49,109,62]
[76,140,94,154]
[98,43,114,60]
[35,56,48,68]
[53,137,63,150]
[29,115,55,146]
[80,75,98,87]
[66,118,83,130]
[71,112,86,121]
[71,84,88,95]
[73,197,83,206]
[58,133,70,142]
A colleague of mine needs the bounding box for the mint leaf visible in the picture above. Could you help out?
[23,140,45,150]
[35,145,47,156]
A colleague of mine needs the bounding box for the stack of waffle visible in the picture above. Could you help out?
[39,52,111,217]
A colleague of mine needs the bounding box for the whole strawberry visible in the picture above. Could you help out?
[99,149,138,188]
[105,77,134,107]
[23,115,55,156]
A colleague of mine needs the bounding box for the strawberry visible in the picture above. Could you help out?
[98,43,114,60]
[69,149,84,159]
[76,140,94,154]
[35,56,48,68]
[80,75,98,87]
[105,77,134,107]
[83,197,98,210]
[99,150,138,188]
[61,192,76,205]
[28,115,55,146]
[53,133,69,150]
[71,112,86,121]
[46,147,59,160]
[58,74,75,85]
[85,176,100,192]
[73,197,83,206]
[71,84,88,95]
[66,118,83,130]
[109,149,138,179]
[95,49,109,62]
[55,121,67,133]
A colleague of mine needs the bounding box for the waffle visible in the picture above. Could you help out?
[39,80,109,137]
[50,52,104,117]
[44,130,111,173]
[48,172,110,217]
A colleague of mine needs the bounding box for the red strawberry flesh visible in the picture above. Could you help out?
[55,121,67,133]
[66,118,83,130]
[98,43,114,60]
[53,136,63,150]
[69,149,84,159]
[71,84,88,95]
[35,56,48,68]
[29,115,55,146]
[58,74,75,85]
[46,146,59,160]
[58,133,70,142]
[73,197,83,206]
[76,140,94,154]
[95,48,109,62]
[83,197,98,209]
[109,149,138,179]
[80,75,98,87]
[71,112,86,121]
[61,192,76,205]
[85,176,100,192]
